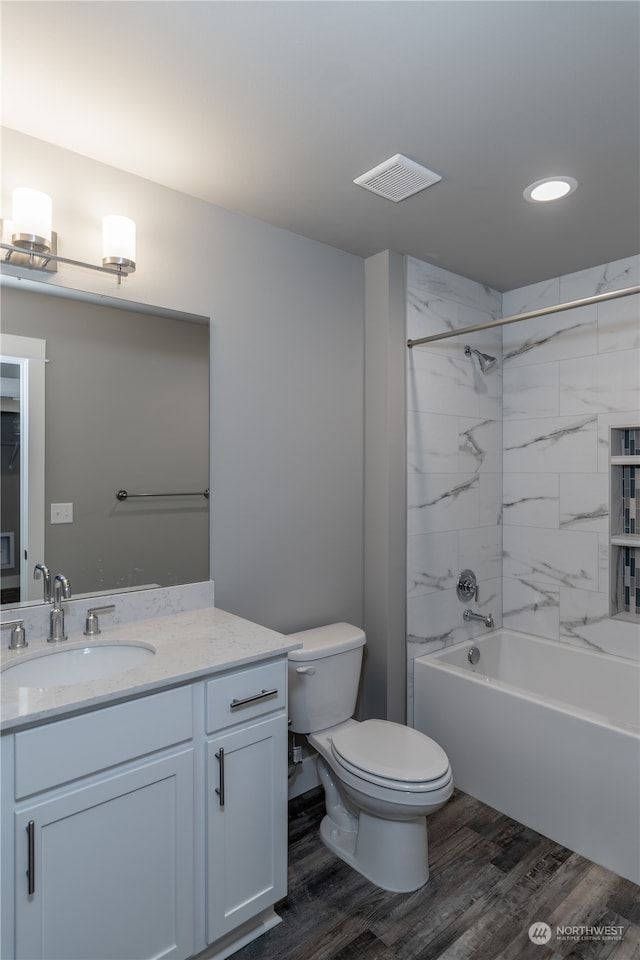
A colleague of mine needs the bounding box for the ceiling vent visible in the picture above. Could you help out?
[353,154,442,202]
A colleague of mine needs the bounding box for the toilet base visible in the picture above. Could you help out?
[318,809,429,893]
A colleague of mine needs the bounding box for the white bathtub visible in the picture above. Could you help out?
[413,629,640,884]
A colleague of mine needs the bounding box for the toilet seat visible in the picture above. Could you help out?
[331,719,452,793]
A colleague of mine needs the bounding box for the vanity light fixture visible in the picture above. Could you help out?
[2,188,136,284]
[11,187,53,254]
[102,215,136,277]
[523,176,578,203]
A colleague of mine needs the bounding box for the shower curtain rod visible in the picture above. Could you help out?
[406,283,640,349]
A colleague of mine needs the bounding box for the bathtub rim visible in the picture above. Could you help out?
[414,627,640,736]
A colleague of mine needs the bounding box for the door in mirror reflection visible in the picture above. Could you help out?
[0,334,46,603]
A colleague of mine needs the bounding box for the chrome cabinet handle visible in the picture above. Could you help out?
[215,748,224,807]
[27,821,35,895]
[229,688,278,710]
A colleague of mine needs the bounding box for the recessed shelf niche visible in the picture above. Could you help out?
[610,426,640,621]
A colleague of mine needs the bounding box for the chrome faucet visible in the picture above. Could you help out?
[47,574,72,643]
[463,608,494,629]
[1,619,28,649]
[83,604,116,637]
[34,563,52,602]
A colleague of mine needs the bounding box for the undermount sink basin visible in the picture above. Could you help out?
[1,642,156,689]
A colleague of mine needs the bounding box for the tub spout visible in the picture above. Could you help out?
[463,609,494,629]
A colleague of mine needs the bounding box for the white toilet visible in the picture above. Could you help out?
[288,623,453,893]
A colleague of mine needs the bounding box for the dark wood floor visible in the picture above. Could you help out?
[234,787,640,960]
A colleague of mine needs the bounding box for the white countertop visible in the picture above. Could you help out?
[1,606,301,731]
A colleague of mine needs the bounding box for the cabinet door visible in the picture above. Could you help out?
[15,749,194,960]
[206,714,287,942]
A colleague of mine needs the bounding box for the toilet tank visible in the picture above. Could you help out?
[287,623,366,734]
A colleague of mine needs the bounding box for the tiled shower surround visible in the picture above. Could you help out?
[406,254,640,712]
[612,427,639,619]
[620,546,638,617]
[620,429,638,542]
[622,466,637,536]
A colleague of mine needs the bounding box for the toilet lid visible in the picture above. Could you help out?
[331,719,450,784]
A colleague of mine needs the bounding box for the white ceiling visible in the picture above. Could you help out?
[2,0,639,291]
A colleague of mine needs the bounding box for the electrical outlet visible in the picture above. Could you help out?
[51,502,73,524]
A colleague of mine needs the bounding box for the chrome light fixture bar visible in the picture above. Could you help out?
[1,240,135,284]
[1,188,136,285]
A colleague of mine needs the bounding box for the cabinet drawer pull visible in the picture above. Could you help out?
[215,748,225,807]
[26,820,35,895]
[229,688,278,710]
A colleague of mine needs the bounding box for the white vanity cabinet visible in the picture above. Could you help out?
[8,686,195,960]
[205,659,288,945]
[1,651,290,960]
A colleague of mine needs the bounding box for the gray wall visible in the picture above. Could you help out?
[363,251,407,721]
[2,130,365,639]
[208,212,365,633]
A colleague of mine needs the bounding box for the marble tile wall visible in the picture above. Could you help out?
[405,257,503,713]
[406,254,640,715]
[502,255,640,662]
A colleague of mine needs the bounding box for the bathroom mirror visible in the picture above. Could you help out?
[0,282,210,606]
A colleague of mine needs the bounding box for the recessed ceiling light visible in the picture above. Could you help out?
[523,176,578,203]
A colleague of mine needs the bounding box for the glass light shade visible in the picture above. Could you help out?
[524,177,578,203]
[102,215,136,271]
[12,187,53,251]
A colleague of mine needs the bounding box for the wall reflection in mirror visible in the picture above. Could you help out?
[1,285,210,606]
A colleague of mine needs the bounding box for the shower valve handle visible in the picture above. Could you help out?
[457,569,478,602]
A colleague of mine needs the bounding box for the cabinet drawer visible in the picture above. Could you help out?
[205,659,286,733]
[15,685,193,799]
